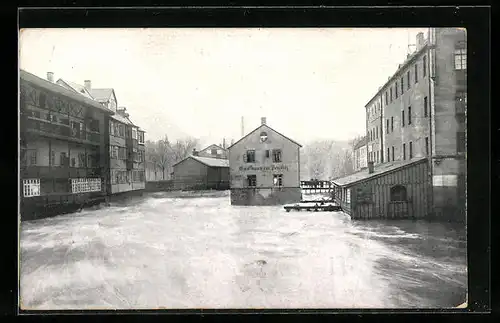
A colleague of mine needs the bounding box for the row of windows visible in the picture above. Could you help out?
[22,177,102,197]
[22,149,98,168]
[245,149,282,163]
[108,121,145,144]
[25,109,100,133]
[109,146,145,162]
[246,174,283,187]
[111,170,146,184]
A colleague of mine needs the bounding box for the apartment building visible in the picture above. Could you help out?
[353,136,368,171]
[228,117,302,205]
[362,28,467,221]
[20,70,114,220]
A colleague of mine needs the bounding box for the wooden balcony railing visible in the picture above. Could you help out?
[24,117,101,144]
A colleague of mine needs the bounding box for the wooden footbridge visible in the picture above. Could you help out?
[300,180,334,194]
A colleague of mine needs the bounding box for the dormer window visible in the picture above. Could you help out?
[260,131,268,142]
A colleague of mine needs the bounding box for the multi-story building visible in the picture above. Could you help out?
[363,28,467,221]
[228,117,302,205]
[19,70,114,220]
[58,80,146,197]
[353,136,368,171]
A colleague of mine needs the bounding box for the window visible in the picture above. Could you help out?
[211,149,217,155]
[28,149,37,166]
[71,157,76,167]
[456,91,466,114]
[119,124,125,137]
[110,146,118,159]
[391,117,394,132]
[132,128,137,140]
[376,151,379,163]
[385,92,388,106]
[424,96,428,117]
[23,179,40,197]
[386,119,389,134]
[454,48,466,70]
[392,146,395,161]
[265,150,270,158]
[409,142,413,159]
[272,149,282,163]
[457,132,466,153]
[39,93,46,109]
[137,131,145,144]
[138,150,144,162]
[247,175,257,187]
[273,174,283,187]
[390,185,407,201]
[395,82,398,99]
[245,150,255,163]
[414,63,418,83]
[423,55,427,77]
[260,131,268,142]
[402,110,405,127]
[60,152,68,166]
[408,106,412,125]
[390,87,393,102]
[118,147,127,160]
[78,152,86,167]
[387,147,390,162]
[407,71,411,89]
[401,76,404,93]
[403,143,406,160]
[425,137,429,155]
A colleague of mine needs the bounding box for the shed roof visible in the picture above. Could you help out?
[228,124,302,149]
[20,70,114,114]
[332,157,427,187]
[172,155,230,168]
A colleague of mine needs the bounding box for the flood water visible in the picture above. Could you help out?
[19,191,467,310]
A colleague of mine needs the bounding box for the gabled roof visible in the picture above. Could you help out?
[172,155,230,168]
[20,70,114,114]
[227,124,302,149]
[332,157,427,187]
[200,144,227,152]
[90,88,115,102]
[110,112,135,126]
[56,79,94,100]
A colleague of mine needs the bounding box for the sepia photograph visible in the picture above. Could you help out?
[19,27,467,310]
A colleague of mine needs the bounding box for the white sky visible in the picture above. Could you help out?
[19,28,428,148]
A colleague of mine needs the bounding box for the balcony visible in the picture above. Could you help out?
[126,160,134,170]
[20,165,102,179]
[23,117,101,146]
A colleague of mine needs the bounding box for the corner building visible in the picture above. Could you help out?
[364,28,467,221]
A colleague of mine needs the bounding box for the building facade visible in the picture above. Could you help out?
[363,28,466,221]
[353,136,368,171]
[228,117,302,205]
[197,144,228,159]
[172,155,229,190]
[332,159,430,220]
[20,70,114,220]
[58,79,146,197]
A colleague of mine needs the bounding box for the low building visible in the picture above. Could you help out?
[353,136,368,171]
[197,144,228,159]
[332,158,430,220]
[20,70,114,220]
[172,154,229,190]
[228,117,302,205]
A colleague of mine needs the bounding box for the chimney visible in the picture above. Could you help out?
[261,117,267,125]
[192,148,198,156]
[46,72,54,83]
[368,161,374,174]
[416,32,425,50]
[84,80,91,91]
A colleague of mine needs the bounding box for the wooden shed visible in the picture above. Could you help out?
[172,155,229,191]
[332,157,431,220]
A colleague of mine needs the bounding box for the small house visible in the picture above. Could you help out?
[332,158,431,219]
[172,153,229,191]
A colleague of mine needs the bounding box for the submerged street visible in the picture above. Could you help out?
[20,192,467,310]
